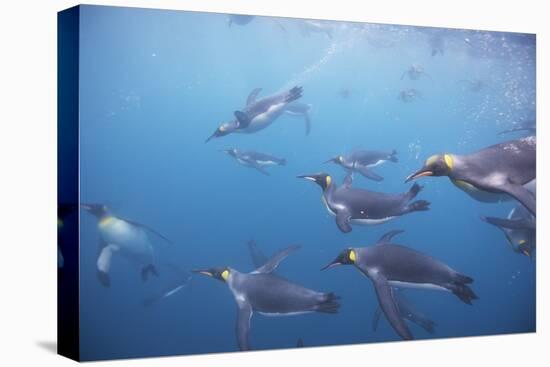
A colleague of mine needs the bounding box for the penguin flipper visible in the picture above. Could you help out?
[372,307,382,332]
[377,230,405,244]
[370,272,413,340]
[120,217,173,245]
[246,88,262,106]
[236,301,253,351]
[253,245,300,274]
[497,183,536,216]
[234,110,251,128]
[335,209,352,233]
[247,239,268,268]
[481,216,535,230]
[355,165,384,182]
[343,171,354,188]
[251,163,270,176]
[97,244,117,287]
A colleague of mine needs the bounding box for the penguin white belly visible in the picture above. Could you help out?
[388,281,449,292]
[366,160,385,168]
[246,103,287,132]
[255,160,277,166]
[451,179,510,203]
[351,217,396,226]
[258,311,311,317]
[98,217,153,263]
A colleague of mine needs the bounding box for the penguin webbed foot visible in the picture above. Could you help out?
[449,274,478,305]
[315,292,341,314]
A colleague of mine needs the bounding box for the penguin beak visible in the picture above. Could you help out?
[297,174,318,182]
[404,168,433,183]
[205,132,217,143]
[323,157,337,164]
[321,259,342,271]
[192,269,214,277]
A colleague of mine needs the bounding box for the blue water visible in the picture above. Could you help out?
[76,5,535,361]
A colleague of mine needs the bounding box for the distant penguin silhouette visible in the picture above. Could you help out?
[58,203,77,272]
[406,136,536,215]
[227,14,255,27]
[401,65,430,80]
[325,149,398,182]
[322,230,477,340]
[193,246,340,351]
[206,86,311,142]
[222,148,286,176]
[81,204,172,287]
[398,88,422,103]
[298,172,429,233]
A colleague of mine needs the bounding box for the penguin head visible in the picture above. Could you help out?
[405,154,454,182]
[321,248,357,270]
[324,156,344,165]
[81,203,109,218]
[222,148,238,158]
[205,122,235,143]
[193,267,231,282]
[297,173,333,191]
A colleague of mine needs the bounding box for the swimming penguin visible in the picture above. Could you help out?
[398,88,421,103]
[297,172,430,233]
[400,65,430,81]
[405,136,536,216]
[324,149,398,182]
[227,14,255,27]
[481,204,536,257]
[498,120,536,136]
[81,204,172,287]
[322,230,477,340]
[205,86,311,142]
[223,148,286,176]
[372,289,436,335]
[193,245,340,351]
[58,203,77,271]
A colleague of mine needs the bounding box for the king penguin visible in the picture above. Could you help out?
[322,230,477,340]
[324,149,398,182]
[222,148,286,176]
[81,203,172,287]
[298,172,430,233]
[206,86,311,142]
[193,245,340,351]
[405,136,536,215]
[481,204,536,257]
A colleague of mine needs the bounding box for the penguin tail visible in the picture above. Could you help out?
[389,149,398,162]
[315,292,341,314]
[406,200,431,213]
[141,264,159,282]
[285,86,303,103]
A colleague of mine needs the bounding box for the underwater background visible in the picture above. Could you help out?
[74,5,535,360]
